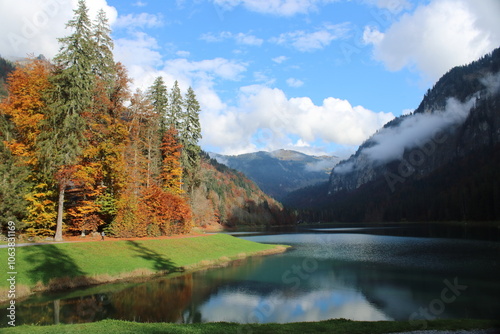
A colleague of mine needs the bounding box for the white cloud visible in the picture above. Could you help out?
[114,32,163,68]
[234,32,264,46]
[213,0,337,17]
[201,31,263,46]
[362,97,475,165]
[286,78,304,87]
[365,0,500,81]
[271,23,349,52]
[133,1,147,7]
[362,26,384,45]
[176,50,190,57]
[272,55,288,63]
[201,85,394,155]
[163,58,248,84]
[363,0,412,14]
[113,12,164,30]
[0,0,117,59]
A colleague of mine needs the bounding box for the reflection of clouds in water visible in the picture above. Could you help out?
[198,289,390,323]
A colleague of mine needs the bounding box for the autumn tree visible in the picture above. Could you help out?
[109,89,155,237]
[161,126,183,194]
[0,59,56,235]
[67,9,126,234]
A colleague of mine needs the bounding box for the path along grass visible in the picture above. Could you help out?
[0,234,288,302]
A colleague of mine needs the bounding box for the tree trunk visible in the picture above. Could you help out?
[54,181,65,241]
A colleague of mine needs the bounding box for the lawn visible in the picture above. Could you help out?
[0,234,287,299]
[2,318,498,334]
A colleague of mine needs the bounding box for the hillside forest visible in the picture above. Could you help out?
[0,0,292,240]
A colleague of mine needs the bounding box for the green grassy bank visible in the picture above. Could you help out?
[2,318,499,333]
[0,234,288,302]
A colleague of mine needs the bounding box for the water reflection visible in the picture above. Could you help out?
[3,229,500,326]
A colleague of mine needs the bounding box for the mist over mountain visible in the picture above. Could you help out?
[210,149,340,201]
[286,47,500,222]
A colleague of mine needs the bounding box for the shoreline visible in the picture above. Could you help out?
[0,234,289,304]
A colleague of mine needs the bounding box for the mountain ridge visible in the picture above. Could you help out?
[285,47,500,223]
[209,149,340,201]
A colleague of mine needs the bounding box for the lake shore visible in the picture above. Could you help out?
[0,233,289,304]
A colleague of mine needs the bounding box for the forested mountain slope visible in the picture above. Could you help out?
[286,48,500,223]
[211,149,339,201]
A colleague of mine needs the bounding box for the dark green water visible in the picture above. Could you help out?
[4,224,500,325]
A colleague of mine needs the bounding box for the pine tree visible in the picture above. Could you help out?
[38,0,95,241]
[181,86,202,193]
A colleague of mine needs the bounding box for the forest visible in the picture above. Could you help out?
[0,0,293,240]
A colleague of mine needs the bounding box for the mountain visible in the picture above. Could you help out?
[191,152,295,229]
[285,47,500,222]
[209,149,340,201]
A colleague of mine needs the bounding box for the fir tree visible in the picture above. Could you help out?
[38,0,95,241]
[92,9,115,91]
[168,80,183,130]
[182,86,202,193]
[148,76,169,134]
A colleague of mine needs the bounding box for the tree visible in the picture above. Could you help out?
[168,80,183,130]
[0,58,55,235]
[92,9,115,86]
[181,86,202,193]
[148,76,169,134]
[161,126,183,194]
[38,0,95,241]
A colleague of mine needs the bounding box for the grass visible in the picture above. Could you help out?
[2,318,499,333]
[0,234,288,301]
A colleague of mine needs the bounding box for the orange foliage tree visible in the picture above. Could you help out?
[0,59,58,235]
[161,126,183,194]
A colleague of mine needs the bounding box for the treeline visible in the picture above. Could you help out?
[0,1,202,239]
[286,142,500,223]
[294,144,500,223]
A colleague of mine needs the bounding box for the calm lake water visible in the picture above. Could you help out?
[4,223,500,326]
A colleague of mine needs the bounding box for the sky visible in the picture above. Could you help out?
[1,0,500,158]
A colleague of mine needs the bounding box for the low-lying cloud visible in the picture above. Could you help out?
[362,97,475,164]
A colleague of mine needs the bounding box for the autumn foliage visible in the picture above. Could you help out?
[0,1,292,238]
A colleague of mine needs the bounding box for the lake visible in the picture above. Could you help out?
[5,223,500,326]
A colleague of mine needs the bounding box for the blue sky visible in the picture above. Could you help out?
[1,0,500,157]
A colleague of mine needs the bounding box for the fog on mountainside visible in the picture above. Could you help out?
[285,47,500,223]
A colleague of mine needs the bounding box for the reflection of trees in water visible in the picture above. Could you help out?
[15,293,110,325]
[110,274,193,322]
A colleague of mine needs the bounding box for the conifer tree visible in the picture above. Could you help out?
[168,80,183,130]
[148,76,169,134]
[182,86,202,193]
[38,0,95,241]
[92,9,115,85]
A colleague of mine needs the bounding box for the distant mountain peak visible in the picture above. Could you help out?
[209,149,340,200]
